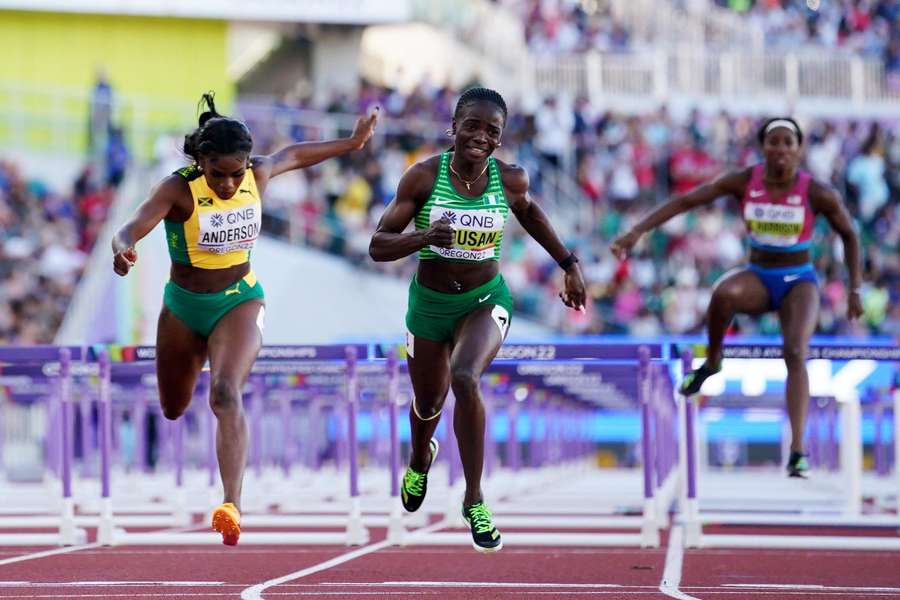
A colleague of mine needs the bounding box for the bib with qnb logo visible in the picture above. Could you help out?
[740,164,814,252]
[165,165,261,269]
[415,152,509,262]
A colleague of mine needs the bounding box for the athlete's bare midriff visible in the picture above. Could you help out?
[416,259,500,293]
[170,261,251,294]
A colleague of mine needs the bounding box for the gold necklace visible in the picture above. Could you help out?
[448,158,488,191]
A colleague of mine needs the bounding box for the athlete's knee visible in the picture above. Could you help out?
[412,397,443,420]
[450,366,480,399]
[782,343,808,367]
[209,377,242,415]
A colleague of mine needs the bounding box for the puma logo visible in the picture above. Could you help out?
[224,283,242,296]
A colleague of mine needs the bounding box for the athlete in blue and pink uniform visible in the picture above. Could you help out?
[611,118,863,477]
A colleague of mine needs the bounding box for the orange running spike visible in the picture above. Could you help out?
[211,502,241,546]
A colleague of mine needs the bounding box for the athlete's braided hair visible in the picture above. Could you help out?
[183,92,253,162]
[757,117,803,146]
[454,87,508,125]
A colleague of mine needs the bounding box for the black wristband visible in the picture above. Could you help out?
[558,252,579,271]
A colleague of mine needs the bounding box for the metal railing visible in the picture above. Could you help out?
[610,0,764,51]
[531,49,900,108]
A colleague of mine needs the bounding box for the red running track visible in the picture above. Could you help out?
[0,524,898,599]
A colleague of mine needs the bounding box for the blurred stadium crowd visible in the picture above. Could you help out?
[0,161,116,343]
[241,81,898,338]
[503,0,900,87]
[3,90,898,344]
[2,81,897,343]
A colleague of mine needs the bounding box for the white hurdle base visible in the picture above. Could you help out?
[698,534,900,550]
[387,501,406,545]
[111,531,348,545]
[407,532,646,547]
[0,515,178,528]
[700,512,900,527]
[345,496,370,546]
[0,530,87,546]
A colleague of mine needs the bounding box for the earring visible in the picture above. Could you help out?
[497,142,502,147]
[446,128,453,137]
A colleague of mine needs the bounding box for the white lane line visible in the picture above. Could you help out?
[0,593,716,599]
[724,584,900,592]
[0,544,101,568]
[331,582,626,588]
[0,581,225,587]
[240,519,450,600]
[659,525,702,600]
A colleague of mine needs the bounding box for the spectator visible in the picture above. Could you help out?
[846,126,890,222]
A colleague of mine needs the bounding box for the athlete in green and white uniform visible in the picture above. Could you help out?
[369,88,586,552]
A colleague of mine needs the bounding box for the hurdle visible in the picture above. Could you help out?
[0,346,88,546]
[2,341,682,548]
[677,341,900,550]
[400,341,679,549]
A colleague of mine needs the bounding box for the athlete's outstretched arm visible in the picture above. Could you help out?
[252,108,379,190]
[504,164,586,311]
[111,176,183,276]
[610,169,748,260]
[369,162,454,262]
[809,180,864,320]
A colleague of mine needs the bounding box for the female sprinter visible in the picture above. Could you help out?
[611,117,862,478]
[112,93,378,544]
[369,87,586,551]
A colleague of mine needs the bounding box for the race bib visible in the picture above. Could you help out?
[428,205,505,261]
[198,205,261,254]
[744,202,804,246]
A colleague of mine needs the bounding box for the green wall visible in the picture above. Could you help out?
[0,11,233,158]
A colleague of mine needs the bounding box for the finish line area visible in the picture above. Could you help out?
[0,340,897,599]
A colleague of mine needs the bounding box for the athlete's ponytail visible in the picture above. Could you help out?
[183,91,253,162]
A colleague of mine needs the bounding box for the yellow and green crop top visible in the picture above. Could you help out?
[164,165,261,269]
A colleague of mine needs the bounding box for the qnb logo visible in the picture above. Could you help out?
[210,214,224,228]
[441,210,457,224]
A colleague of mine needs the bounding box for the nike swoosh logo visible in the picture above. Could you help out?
[783,274,800,282]
[433,198,455,205]
[478,294,491,303]
[749,190,765,197]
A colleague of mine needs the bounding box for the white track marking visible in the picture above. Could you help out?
[347,582,626,588]
[659,525,702,600]
[723,584,900,593]
[0,581,225,587]
[240,519,450,600]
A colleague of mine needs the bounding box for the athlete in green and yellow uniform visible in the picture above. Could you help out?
[369,88,586,552]
[112,93,377,545]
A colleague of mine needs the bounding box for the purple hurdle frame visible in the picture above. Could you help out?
[344,345,368,545]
